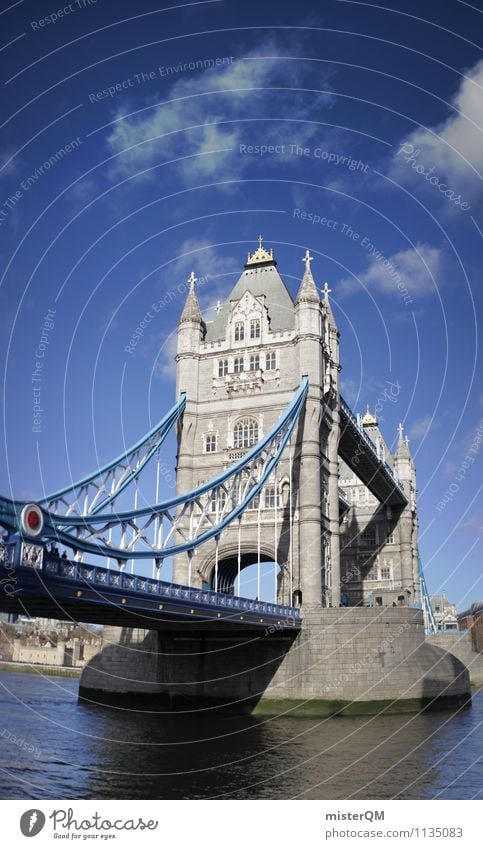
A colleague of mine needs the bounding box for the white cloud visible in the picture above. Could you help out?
[390,58,483,207]
[337,242,443,300]
[105,42,333,185]
[408,415,435,440]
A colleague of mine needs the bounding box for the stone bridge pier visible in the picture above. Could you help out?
[80,608,471,716]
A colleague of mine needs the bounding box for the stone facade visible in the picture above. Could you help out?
[173,239,418,608]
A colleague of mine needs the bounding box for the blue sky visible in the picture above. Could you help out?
[0,0,481,608]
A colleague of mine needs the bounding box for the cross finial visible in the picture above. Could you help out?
[258,234,264,250]
[188,270,197,289]
[303,249,314,271]
[398,422,404,438]
[322,281,332,300]
[214,300,222,315]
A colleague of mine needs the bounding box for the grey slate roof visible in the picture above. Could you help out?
[205,263,295,342]
[179,283,204,325]
[295,266,319,303]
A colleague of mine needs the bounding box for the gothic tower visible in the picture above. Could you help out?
[173,238,339,607]
[173,237,418,610]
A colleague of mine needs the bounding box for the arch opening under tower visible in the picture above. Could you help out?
[208,551,282,602]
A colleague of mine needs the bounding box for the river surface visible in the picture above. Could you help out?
[0,671,482,799]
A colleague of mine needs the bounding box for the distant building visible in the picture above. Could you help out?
[12,635,101,668]
[430,594,458,631]
[458,602,483,652]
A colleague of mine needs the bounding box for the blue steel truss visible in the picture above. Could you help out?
[40,394,186,518]
[0,379,308,563]
[0,396,185,533]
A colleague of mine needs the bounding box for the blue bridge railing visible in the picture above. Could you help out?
[0,546,302,625]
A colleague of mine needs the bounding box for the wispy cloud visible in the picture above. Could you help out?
[408,415,436,440]
[105,41,334,186]
[155,332,178,380]
[337,243,443,299]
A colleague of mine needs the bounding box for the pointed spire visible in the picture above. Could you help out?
[321,279,338,330]
[179,271,204,325]
[395,422,411,458]
[295,249,319,304]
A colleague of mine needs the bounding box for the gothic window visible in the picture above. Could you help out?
[250,319,260,339]
[386,531,395,544]
[218,359,228,377]
[265,352,276,370]
[365,565,378,581]
[249,354,260,371]
[234,356,244,374]
[264,486,280,509]
[248,494,260,510]
[380,566,391,580]
[205,434,216,453]
[234,321,245,342]
[233,418,258,449]
[360,527,376,547]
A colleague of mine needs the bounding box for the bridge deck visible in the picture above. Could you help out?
[0,554,301,633]
[338,397,408,508]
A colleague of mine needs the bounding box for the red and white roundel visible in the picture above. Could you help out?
[20,503,44,537]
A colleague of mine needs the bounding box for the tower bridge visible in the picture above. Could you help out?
[0,238,470,715]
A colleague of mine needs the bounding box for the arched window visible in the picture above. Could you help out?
[205,434,216,453]
[264,486,280,508]
[265,352,276,370]
[233,418,258,449]
[218,359,228,377]
[234,321,244,342]
[250,319,260,339]
[234,356,244,374]
[249,354,260,371]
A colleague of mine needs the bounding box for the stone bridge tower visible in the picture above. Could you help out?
[173,238,341,608]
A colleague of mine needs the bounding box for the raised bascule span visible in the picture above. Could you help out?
[0,239,470,716]
[338,395,408,508]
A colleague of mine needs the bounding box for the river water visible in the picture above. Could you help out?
[0,671,482,799]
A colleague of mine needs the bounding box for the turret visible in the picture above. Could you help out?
[295,250,323,383]
[393,423,414,491]
[176,271,206,401]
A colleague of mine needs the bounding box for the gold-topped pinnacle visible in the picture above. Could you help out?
[245,234,275,267]
[362,405,377,426]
